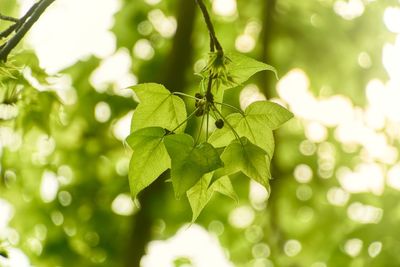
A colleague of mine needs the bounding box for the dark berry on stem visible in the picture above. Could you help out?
[215,119,224,129]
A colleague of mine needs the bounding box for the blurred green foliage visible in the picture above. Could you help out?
[1,0,400,267]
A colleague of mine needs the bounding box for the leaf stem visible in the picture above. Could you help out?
[214,101,245,116]
[195,110,206,145]
[206,104,210,141]
[172,91,201,100]
[209,104,219,120]
[211,104,243,146]
[168,106,200,134]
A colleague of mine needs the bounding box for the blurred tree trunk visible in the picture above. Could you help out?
[260,0,277,97]
[258,0,287,262]
[124,1,197,267]
[160,0,197,92]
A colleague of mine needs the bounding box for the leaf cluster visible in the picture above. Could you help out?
[126,52,293,221]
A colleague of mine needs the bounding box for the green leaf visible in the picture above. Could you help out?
[223,52,278,90]
[201,52,278,105]
[219,137,271,190]
[210,176,239,203]
[209,112,269,158]
[131,83,187,132]
[164,134,223,199]
[210,101,293,156]
[187,174,238,222]
[126,127,170,198]
[187,173,214,222]
[246,101,293,130]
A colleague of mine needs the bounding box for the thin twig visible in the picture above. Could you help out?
[205,76,213,102]
[0,14,19,23]
[0,0,55,62]
[0,1,40,39]
[15,1,42,32]
[209,33,215,52]
[0,23,18,39]
[195,0,223,53]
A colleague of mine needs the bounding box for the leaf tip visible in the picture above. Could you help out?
[190,216,198,224]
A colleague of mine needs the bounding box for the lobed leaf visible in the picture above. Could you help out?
[210,113,274,157]
[126,127,170,198]
[187,173,213,222]
[187,174,238,222]
[245,101,293,130]
[210,100,293,156]
[130,83,187,133]
[164,134,223,199]
[210,176,239,203]
[222,52,278,90]
[219,137,271,190]
[201,52,278,107]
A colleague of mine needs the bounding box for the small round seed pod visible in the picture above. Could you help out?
[195,108,205,117]
[215,119,224,129]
